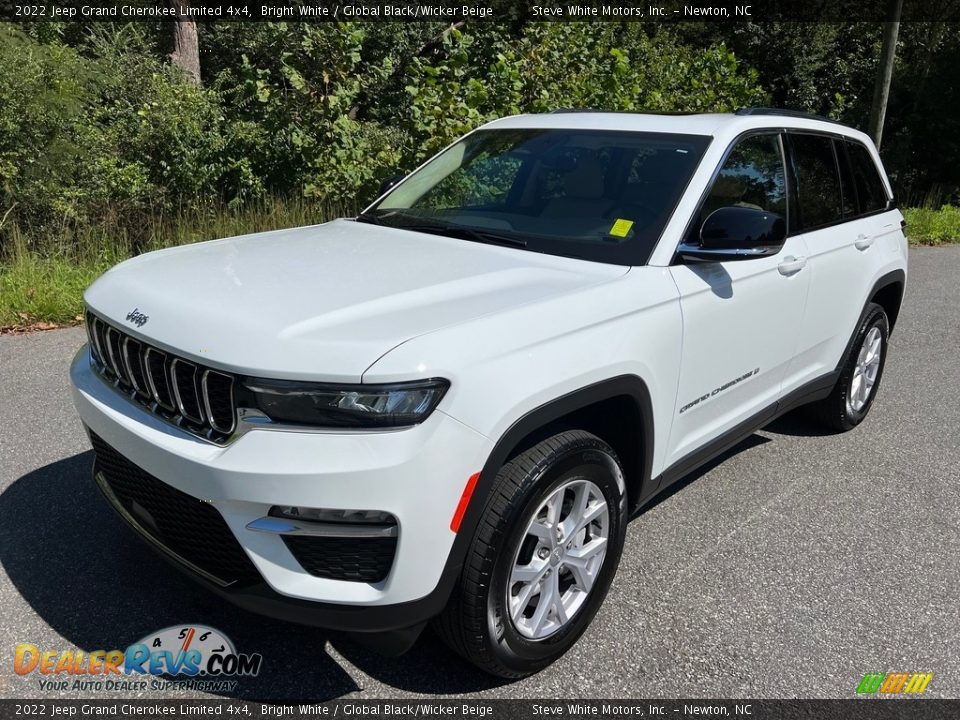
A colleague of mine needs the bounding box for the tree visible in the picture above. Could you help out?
[169,0,200,85]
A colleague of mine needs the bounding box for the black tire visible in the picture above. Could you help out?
[807,302,890,432]
[434,430,628,678]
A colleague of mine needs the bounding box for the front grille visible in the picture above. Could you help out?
[283,535,397,583]
[90,432,261,587]
[85,310,237,442]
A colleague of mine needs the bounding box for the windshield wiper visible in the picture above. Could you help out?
[394,222,528,249]
[355,213,528,249]
[445,225,528,248]
[354,211,383,225]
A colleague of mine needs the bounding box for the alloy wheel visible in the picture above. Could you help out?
[506,478,610,640]
[848,326,883,413]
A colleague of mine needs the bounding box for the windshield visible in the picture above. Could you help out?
[362,128,711,265]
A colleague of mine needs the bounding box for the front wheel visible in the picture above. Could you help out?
[434,430,628,678]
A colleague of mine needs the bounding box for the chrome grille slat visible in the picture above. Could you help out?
[122,337,151,400]
[202,369,236,434]
[106,327,131,386]
[93,318,112,376]
[86,311,238,443]
[144,348,176,412]
[84,312,102,366]
[171,358,205,426]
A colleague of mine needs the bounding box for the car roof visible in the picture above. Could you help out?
[481,111,872,146]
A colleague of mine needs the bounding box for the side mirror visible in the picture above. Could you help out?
[377,174,405,198]
[680,206,786,262]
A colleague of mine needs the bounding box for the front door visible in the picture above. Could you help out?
[665,133,810,469]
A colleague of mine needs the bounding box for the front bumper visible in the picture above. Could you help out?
[70,346,493,630]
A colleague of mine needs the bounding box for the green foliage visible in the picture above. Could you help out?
[0,24,258,254]
[903,205,960,245]
[702,23,878,118]
[405,25,766,161]
[214,23,405,201]
[2,19,957,328]
[882,25,960,205]
[0,21,768,261]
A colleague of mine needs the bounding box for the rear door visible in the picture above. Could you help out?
[781,133,894,388]
[665,132,810,468]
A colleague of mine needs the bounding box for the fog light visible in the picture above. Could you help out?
[269,506,395,525]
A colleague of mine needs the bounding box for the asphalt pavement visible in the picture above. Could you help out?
[1,246,958,701]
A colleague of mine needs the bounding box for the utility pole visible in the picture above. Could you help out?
[868,0,904,149]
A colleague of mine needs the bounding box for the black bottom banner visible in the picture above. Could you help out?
[1,700,958,720]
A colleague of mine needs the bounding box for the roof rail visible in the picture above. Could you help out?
[549,108,709,116]
[735,107,845,125]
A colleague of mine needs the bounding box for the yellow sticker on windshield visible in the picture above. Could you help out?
[609,218,634,238]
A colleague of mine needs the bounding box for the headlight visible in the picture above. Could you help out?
[241,377,449,428]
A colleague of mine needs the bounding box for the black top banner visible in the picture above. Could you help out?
[1,0,959,23]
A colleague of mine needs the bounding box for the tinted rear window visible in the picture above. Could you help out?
[846,140,888,213]
[790,134,843,230]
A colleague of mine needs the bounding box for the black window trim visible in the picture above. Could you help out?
[783,129,896,235]
[672,127,791,264]
[835,137,860,217]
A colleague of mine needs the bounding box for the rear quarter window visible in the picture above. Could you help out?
[846,140,889,213]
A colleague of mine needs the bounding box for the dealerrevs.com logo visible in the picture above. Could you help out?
[14,625,262,693]
[856,672,933,696]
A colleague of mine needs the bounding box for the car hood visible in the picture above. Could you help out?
[84,219,628,381]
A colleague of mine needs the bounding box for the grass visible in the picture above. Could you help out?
[2,202,958,330]
[0,254,113,328]
[0,196,353,330]
[902,205,960,245]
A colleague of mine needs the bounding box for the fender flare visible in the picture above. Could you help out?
[834,269,906,375]
[429,375,655,603]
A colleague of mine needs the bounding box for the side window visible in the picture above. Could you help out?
[697,134,787,231]
[790,134,843,229]
[846,140,888,213]
[835,139,858,218]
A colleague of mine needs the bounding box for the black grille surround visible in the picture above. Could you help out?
[90,432,262,587]
[282,535,398,583]
[85,310,237,443]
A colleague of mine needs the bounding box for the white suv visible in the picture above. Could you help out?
[71,109,907,677]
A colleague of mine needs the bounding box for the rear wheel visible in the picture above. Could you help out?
[434,430,628,678]
[808,302,889,431]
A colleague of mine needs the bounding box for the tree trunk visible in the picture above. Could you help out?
[169,0,200,86]
[868,0,903,149]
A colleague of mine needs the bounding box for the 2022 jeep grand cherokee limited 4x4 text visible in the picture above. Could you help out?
[71,109,906,677]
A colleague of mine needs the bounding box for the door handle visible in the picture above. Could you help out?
[778,255,807,276]
[855,234,874,251]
